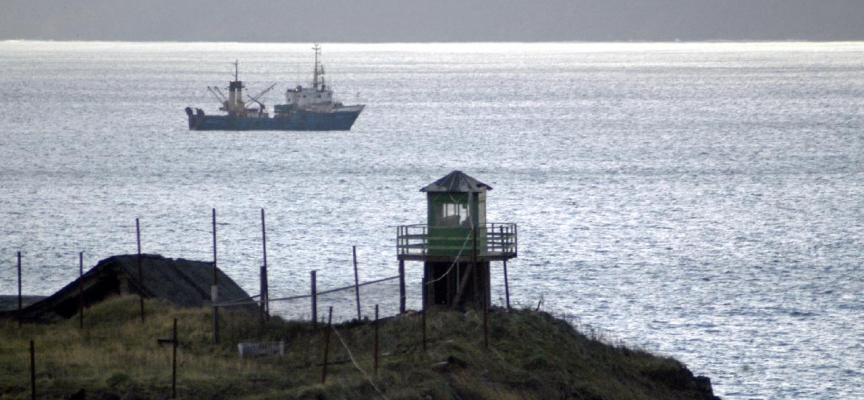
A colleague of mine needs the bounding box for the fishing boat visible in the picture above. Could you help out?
[185,44,364,131]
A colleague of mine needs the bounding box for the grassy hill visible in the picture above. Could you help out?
[0,295,718,399]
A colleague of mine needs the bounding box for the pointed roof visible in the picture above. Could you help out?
[420,171,492,193]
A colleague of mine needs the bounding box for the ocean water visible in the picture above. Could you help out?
[1,41,863,398]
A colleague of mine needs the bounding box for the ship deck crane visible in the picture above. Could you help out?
[246,83,277,110]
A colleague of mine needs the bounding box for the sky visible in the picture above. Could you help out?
[1,0,863,42]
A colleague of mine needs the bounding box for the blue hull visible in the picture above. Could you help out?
[185,107,362,131]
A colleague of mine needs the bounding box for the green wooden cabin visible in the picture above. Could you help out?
[425,173,488,256]
[397,171,517,308]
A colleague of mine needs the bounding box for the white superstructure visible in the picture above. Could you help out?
[283,44,344,111]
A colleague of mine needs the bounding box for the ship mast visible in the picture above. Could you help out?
[227,60,245,115]
[312,43,325,91]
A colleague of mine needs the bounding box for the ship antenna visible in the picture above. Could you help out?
[233,60,239,82]
[312,43,322,91]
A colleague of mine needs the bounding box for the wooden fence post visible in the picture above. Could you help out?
[260,266,267,327]
[17,252,22,327]
[503,259,510,310]
[422,272,427,353]
[353,246,361,320]
[136,218,144,323]
[321,307,333,384]
[29,340,35,400]
[472,226,479,307]
[311,271,317,328]
[172,318,177,399]
[212,209,220,344]
[261,208,269,320]
[79,252,84,329]
[374,304,379,376]
[483,293,489,349]
[399,261,406,314]
[156,320,179,398]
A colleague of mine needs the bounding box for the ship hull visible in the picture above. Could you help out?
[185,107,362,131]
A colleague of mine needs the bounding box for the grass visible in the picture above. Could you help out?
[0,295,715,399]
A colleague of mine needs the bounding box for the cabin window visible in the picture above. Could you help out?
[435,203,470,227]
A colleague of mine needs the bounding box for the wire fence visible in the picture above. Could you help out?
[251,274,405,323]
[3,208,514,333]
[213,254,518,327]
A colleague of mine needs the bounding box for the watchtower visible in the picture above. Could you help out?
[397,171,517,308]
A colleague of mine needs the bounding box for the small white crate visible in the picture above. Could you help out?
[238,341,285,358]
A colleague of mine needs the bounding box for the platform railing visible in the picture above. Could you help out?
[397,222,517,259]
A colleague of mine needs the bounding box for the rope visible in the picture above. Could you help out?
[426,193,475,286]
[214,294,261,307]
[331,324,389,399]
[215,300,260,308]
[425,229,473,285]
[318,275,400,296]
[267,275,400,303]
[267,293,312,303]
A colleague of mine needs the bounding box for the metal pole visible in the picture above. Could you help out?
[353,246,361,320]
[311,270,317,328]
[398,261,406,314]
[79,252,84,329]
[212,209,219,344]
[321,306,333,384]
[17,252,22,327]
[137,218,144,323]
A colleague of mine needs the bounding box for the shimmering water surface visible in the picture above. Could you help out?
[1,41,863,398]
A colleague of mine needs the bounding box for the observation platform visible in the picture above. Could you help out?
[396,223,517,262]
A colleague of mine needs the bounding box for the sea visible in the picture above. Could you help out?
[0,41,862,398]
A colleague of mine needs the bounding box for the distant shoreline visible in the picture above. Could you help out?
[3,39,864,44]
